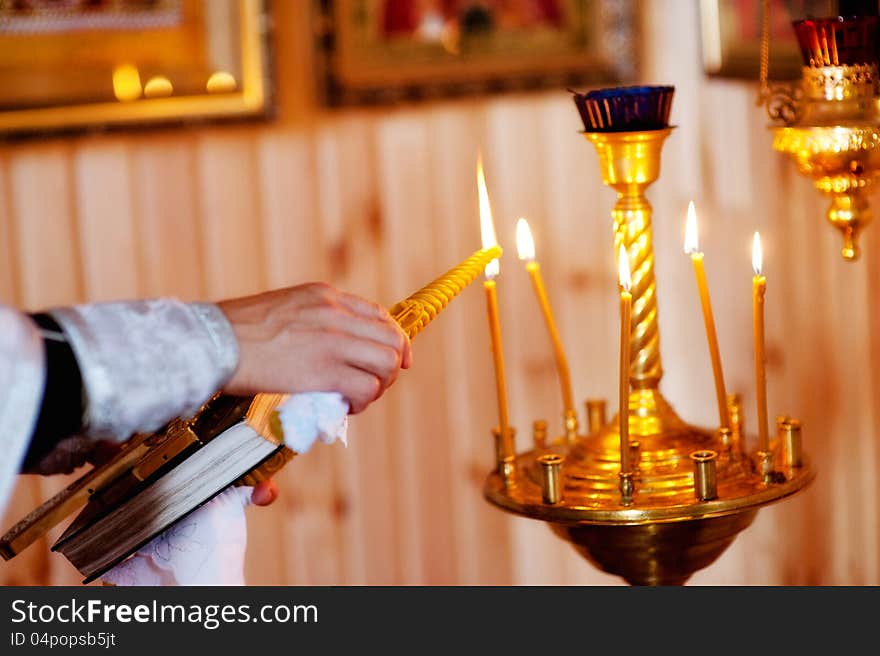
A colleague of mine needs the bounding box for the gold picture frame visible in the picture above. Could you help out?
[0,0,273,138]
[315,0,639,106]
[700,0,833,80]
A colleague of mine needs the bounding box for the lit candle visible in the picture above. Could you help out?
[618,245,632,475]
[516,218,575,418]
[752,232,770,454]
[684,201,730,429]
[478,157,512,459]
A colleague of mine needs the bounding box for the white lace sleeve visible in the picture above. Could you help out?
[0,306,45,517]
[49,300,239,442]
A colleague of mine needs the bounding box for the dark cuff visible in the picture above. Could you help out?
[20,313,85,471]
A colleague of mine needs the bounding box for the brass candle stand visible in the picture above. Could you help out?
[483,127,815,586]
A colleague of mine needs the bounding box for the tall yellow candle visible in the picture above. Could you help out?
[478,155,513,460]
[484,266,510,442]
[752,231,770,454]
[618,245,632,475]
[684,201,730,429]
[516,218,575,415]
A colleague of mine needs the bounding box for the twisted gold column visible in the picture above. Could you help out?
[613,194,662,389]
[586,128,670,395]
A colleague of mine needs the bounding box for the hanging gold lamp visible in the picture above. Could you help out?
[762,4,880,260]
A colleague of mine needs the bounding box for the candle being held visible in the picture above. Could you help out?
[684,201,730,429]
[516,218,577,440]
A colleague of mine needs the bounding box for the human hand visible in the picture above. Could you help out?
[218,283,412,414]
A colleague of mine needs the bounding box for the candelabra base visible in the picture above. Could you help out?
[483,392,815,585]
[551,511,757,586]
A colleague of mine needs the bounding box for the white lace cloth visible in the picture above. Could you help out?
[101,486,253,586]
[101,392,350,586]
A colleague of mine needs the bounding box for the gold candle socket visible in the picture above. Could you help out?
[629,441,641,470]
[586,399,607,433]
[493,426,516,481]
[776,414,790,443]
[718,427,734,457]
[618,471,635,506]
[390,245,503,340]
[532,420,548,450]
[690,450,718,501]
[728,393,745,450]
[538,454,564,504]
[563,409,578,443]
[758,450,774,483]
[780,419,803,468]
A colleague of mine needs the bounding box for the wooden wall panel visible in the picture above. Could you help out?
[6,145,82,311]
[0,155,19,305]
[424,104,514,585]
[73,141,140,302]
[131,136,205,301]
[195,132,266,301]
[376,111,460,584]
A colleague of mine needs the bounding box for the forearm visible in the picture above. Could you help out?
[22,299,240,473]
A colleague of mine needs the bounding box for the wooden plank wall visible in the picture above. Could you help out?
[1,2,878,585]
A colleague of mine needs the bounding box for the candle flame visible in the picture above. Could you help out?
[752,231,763,276]
[477,154,500,278]
[618,245,631,292]
[684,201,700,255]
[485,257,500,280]
[516,218,535,261]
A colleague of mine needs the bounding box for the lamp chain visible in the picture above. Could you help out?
[758,0,770,105]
